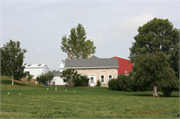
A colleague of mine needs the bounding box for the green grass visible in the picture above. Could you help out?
[1,76,179,118]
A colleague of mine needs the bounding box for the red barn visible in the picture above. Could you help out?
[111,56,133,75]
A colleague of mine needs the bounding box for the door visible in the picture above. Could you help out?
[88,75,96,86]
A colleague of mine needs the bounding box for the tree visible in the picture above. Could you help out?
[61,68,89,87]
[61,69,75,87]
[61,23,96,59]
[36,71,54,86]
[1,40,27,85]
[27,74,34,85]
[132,51,178,97]
[129,18,179,78]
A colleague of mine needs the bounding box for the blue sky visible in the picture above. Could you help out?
[1,0,179,70]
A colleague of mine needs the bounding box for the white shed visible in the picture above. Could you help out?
[48,72,66,85]
[24,64,49,79]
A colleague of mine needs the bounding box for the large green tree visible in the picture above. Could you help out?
[1,40,27,84]
[61,23,96,59]
[129,18,179,78]
[132,51,178,97]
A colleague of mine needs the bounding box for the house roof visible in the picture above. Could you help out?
[65,55,119,69]
[54,72,62,76]
[25,64,47,68]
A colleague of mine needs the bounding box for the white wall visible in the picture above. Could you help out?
[48,76,66,85]
[24,68,43,79]
[43,65,49,74]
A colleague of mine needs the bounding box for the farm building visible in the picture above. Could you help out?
[24,64,49,79]
[48,72,66,85]
[64,55,119,87]
[111,56,133,75]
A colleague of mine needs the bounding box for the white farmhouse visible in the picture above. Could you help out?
[24,64,49,79]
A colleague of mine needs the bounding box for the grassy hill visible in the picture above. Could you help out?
[1,76,179,118]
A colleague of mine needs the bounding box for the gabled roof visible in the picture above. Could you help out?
[54,72,62,76]
[65,55,119,69]
[25,64,47,68]
[111,56,131,61]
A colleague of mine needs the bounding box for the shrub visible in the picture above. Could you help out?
[161,87,174,97]
[117,74,132,91]
[96,80,101,87]
[108,78,118,90]
[80,75,89,87]
[36,71,54,85]
[62,69,89,87]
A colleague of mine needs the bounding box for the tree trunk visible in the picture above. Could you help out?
[12,76,14,85]
[153,83,159,97]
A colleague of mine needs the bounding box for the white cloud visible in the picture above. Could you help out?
[87,34,106,43]
[35,47,46,53]
[112,13,156,31]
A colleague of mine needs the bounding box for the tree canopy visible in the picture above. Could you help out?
[129,18,179,78]
[61,23,96,59]
[132,51,178,97]
[1,40,27,80]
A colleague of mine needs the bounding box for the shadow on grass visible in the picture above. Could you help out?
[1,80,27,86]
[131,92,179,98]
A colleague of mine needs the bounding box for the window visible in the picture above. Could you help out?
[108,75,113,81]
[25,71,29,75]
[100,75,105,83]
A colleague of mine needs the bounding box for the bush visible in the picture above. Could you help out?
[160,77,179,97]
[72,74,89,87]
[161,87,174,97]
[80,75,89,87]
[36,71,54,85]
[62,69,89,87]
[108,78,118,90]
[96,80,101,87]
[117,74,129,91]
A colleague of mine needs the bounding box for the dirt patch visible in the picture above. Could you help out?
[14,79,37,85]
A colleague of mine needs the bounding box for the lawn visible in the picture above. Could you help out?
[1,76,179,118]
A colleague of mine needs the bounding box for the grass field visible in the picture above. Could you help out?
[1,76,179,118]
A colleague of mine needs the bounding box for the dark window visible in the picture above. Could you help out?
[101,75,104,82]
[25,71,29,75]
[109,75,112,81]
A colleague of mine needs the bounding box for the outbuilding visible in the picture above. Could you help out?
[48,72,66,85]
[24,64,49,79]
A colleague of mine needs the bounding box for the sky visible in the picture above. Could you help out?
[1,0,180,71]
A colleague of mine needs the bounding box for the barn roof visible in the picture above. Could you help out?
[65,55,119,69]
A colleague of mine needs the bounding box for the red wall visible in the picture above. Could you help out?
[111,56,133,75]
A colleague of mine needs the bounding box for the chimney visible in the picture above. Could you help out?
[88,54,90,58]
[68,54,71,59]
